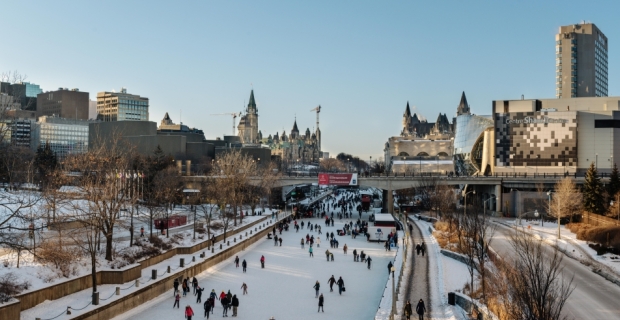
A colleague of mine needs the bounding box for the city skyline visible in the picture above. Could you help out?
[1,1,619,160]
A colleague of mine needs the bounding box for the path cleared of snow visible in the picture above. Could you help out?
[412,216,467,320]
[112,216,396,320]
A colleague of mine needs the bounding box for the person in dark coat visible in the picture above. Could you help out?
[196,286,204,303]
[242,259,247,273]
[336,277,345,295]
[353,249,358,261]
[318,293,324,312]
[234,255,239,268]
[231,294,239,317]
[403,300,413,320]
[203,298,212,318]
[173,292,180,308]
[209,290,217,314]
[416,243,421,255]
[387,261,393,275]
[327,276,336,292]
[416,299,426,320]
[367,256,372,269]
[192,277,198,295]
[221,296,230,317]
[313,281,320,297]
[173,278,179,295]
[421,242,426,256]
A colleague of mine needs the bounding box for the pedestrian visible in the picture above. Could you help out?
[318,293,324,312]
[353,249,357,262]
[192,277,198,295]
[301,238,305,249]
[416,299,426,320]
[309,246,314,257]
[421,242,426,257]
[140,226,144,237]
[274,234,278,246]
[185,305,194,320]
[242,259,247,273]
[196,286,204,303]
[221,295,230,317]
[416,243,421,255]
[209,290,217,314]
[231,294,239,317]
[317,236,321,247]
[325,249,330,261]
[367,256,372,269]
[278,237,283,246]
[182,280,188,297]
[387,261,393,275]
[328,276,336,292]
[343,244,348,255]
[385,240,390,251]
[260,255,265,268]
[330,252,334,261]
[336,276,345,295]
[173,278,180,295]
[301,221,305,229]
[203,298,212,319]
[235,255,239,268]
[313,281,320,297]
[173,292,180,308]
[404,300,413,320]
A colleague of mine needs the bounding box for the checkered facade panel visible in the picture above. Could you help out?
[495,112,578,167]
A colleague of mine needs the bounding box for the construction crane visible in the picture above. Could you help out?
[310,105,321,131]
[210,112,240,135]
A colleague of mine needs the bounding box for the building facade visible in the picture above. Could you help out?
[264,119,321,165]
[493,96,620,175]
[96,88,149,121]
[32,116,92,159]
[556,23,608,98]
[36,88,89,120]
[237,90,259,144]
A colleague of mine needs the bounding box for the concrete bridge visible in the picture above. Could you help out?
[183,173,588,215]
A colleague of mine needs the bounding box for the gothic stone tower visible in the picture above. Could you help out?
[238,90,259,143]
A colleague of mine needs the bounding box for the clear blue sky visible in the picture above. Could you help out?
[2,1,619,161]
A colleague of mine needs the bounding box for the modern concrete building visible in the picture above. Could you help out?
[556,23,608,98]
[36,88,89,120]
[493,96,620,175]
[96,88,149,121]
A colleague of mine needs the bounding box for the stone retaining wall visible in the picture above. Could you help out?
[0,216,267,319]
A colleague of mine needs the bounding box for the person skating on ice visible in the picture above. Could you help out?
[313,281,320,297]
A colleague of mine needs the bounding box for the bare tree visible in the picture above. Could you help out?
[211,150,257,227]
[550,178,582,223]
[319,158,345,172]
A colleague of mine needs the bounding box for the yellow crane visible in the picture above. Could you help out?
[210,112,240,136]
[310,105,321,131]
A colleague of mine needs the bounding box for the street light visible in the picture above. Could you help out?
[547,191,561,239]
[483,196,495,219]
[390,265,396,320]
[462,189,476,216]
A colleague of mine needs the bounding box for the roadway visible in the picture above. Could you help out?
[490,222,620,320]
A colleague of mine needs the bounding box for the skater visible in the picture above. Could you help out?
[231,294,239,317]
[404,300,413,320]
[353,249,358,262]
[325,249,330,261]
[182,279,188,297]
[336,277,345,295]
[173,292,180,308]
[309,245,314,257]
[343,244,348,255]
[278,237,283,246]
[330,252,334,261]
[416,243,421,256]
[301,221,305,229]
[367,256,372,269]
[209,290,217,314]
[196,286,204,303]
[173,278,180,295]
[242,259,247,273]
[316,236,321,247]
[260,255,265,268]
[274,234,278,246]
[421,242,426,257]
[387,261,393,275]
[240,282,248,295]
[301,238,305,249]
[235,256,239,268]
[203,298,212,318]
[140,226,144,237]
[221,295,230,317]
[313,280,320,297]
[185,305,194,320]
[416,299,426,320]
[192,277,198,295]
[328,276,336,292]
[318,293,324,312]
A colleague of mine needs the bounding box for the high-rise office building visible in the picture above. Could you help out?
[96,88,149,121]
[32,116,92,159]
[556,23,608,98]
[36,88,90,120]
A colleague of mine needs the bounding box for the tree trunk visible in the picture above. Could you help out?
[105,233,113,261]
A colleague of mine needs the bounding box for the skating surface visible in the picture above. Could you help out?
[113,215,397,319]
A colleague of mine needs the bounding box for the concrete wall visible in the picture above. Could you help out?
[89,121,157,151]
[0,217,267,319]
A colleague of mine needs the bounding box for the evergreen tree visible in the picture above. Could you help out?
[607,163,620,200]
[583,162,605,214]
[34,143,58,187]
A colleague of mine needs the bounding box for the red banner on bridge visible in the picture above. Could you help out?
[318,173,358,186]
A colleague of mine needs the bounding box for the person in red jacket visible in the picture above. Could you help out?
[185,305,194,320]
[260,255,265,268]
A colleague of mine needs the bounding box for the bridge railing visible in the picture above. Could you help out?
[281,171,589,179]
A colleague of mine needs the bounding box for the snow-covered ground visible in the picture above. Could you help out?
[501,218,620,278]
[111,215,396,320]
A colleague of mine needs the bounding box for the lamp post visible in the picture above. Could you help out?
[462,189,476,216]
[547,191,561,239]
[369,156,372,175]
[347,158,350,173]
[596,153,598,169]
[483,196,495,219]
[390,265,396,320]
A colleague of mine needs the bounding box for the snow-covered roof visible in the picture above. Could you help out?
[374,213,395,222]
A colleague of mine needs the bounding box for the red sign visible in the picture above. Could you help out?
[318,173,358,186]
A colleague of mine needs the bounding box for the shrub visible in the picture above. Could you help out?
[0,273,30,302]
[37,241,81,278]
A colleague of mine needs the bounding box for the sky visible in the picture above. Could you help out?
[1,1,619,161]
